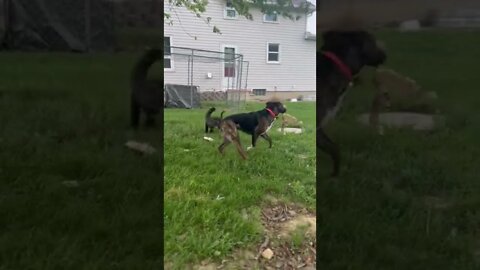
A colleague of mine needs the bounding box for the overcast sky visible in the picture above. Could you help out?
[306,0,316,34]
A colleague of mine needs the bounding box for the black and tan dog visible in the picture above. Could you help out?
[218,101,287,159]
[205,107,226,133]
[318,30,387,176]
[130,48,163,128]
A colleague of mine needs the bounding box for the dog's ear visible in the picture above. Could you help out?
[354,31,387,66]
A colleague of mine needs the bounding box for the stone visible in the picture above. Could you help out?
[261,248,274,260]
[125,140,156,154]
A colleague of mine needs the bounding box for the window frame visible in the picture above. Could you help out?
[252,88,267,96]
[263,11,279,23]
[266,42,281,64]
[164,36,174,71]
[224,1,238,20]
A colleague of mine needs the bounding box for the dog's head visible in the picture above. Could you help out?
[321,30,386,68]
[266,101,287,115]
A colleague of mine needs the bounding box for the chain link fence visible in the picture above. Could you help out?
[0,0,163,52]
[0,0,251,110]
[165,45,249,110]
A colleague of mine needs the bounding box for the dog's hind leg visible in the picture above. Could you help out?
[232,137,247,160]
[218,138,231,155]
[317,127,340,177]
[260,134,272,148]
[131,97,141,128]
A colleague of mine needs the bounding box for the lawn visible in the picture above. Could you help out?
[0,52,164,269]
[163,102,316,268]
[317,29,480,269]
[1,29,480,270]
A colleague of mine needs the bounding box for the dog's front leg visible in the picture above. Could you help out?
[317,127,340,177]
[260,134,272,148]
[249,120,269,150]
[247,133,260,151]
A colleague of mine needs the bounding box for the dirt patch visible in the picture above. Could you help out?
[280,215,316,238]
[185,201,316,270]
[258,202,316,269]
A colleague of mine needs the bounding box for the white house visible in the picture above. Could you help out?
[164,0,316,100]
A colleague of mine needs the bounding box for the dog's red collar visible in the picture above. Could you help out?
[322,51,353,82]
[266,108,277,118]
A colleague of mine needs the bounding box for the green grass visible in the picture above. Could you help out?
[164,102,316,268]
[0,52,163,269]
[2,29,480,270]
[318,29,480,269]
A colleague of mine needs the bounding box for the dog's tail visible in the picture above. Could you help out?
[220,110,226,119]
[206,107,216,119]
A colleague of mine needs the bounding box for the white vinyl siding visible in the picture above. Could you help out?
[164,0,315,92]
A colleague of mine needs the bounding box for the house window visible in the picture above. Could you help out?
[263,12,278,23]
[253,89,267,96]
[224,1,237,19]
[224,47,236,77]
[164,36,173,70]
[267,43,280,63]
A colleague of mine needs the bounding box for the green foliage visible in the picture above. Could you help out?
[165,0,314,35]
